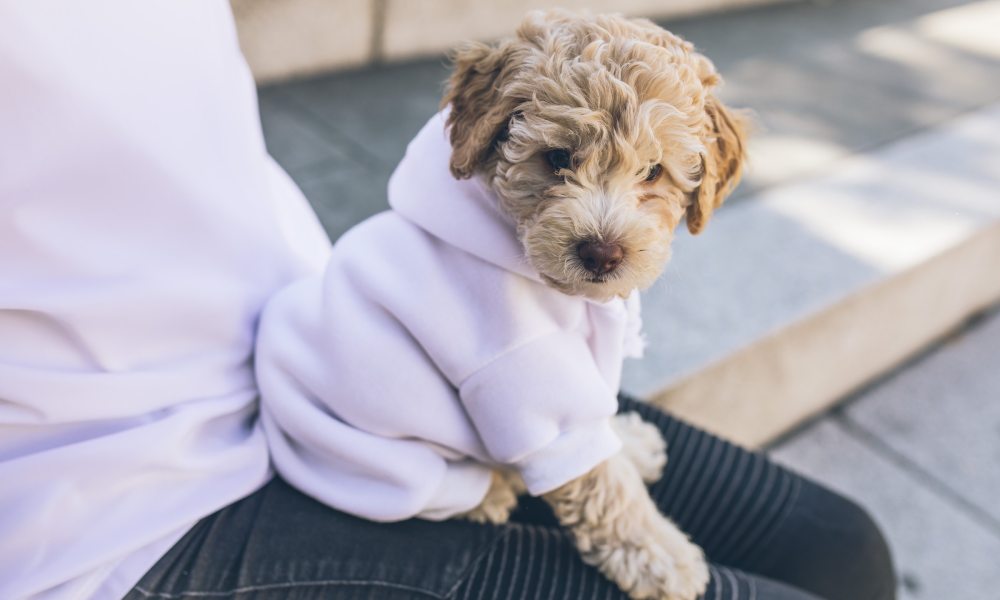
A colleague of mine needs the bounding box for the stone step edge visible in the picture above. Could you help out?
[648,220,1000,448]
[233,0,792,84]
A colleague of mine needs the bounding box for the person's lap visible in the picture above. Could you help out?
[622,397,895,600]
[127,397,895,600]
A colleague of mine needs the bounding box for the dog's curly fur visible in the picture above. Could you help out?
[444,10,748,599]
[444,10,747,302]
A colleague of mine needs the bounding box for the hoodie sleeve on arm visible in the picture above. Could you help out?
[458,330,622,496]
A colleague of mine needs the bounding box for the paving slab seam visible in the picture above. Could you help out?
[834,413,1000,540]
[369,0,387,64]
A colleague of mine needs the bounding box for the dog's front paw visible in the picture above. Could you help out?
[544,455,705,599]
[603,515,709,600]
[612,412,668,484]
[456,470,523,525]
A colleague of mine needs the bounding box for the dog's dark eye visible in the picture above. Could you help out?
[645,164,663,183]
[545,149,573,173]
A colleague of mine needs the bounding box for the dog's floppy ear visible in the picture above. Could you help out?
[442,41,521,179]
[686,63,749,235]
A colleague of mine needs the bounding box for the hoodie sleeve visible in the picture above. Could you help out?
[457,329,622,496]
[255,275,494,522]
[337,215,625,497]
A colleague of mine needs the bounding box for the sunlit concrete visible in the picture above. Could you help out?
[626,104,1000,446]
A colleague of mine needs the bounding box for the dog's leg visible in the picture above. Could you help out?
[611,412,668,484]
[457,469,526,525]
[543,454,709,600]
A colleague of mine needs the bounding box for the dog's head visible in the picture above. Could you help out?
[443,11,748,301]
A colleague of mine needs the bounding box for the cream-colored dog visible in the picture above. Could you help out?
[446,11,748,600]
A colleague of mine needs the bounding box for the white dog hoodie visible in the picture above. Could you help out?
[255,111,645,522]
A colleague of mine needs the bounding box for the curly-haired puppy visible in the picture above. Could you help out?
[446,11,747,600]
[255,9,747,600]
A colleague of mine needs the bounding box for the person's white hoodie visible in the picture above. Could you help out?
[255,111,645,521]
[0,3,331,598]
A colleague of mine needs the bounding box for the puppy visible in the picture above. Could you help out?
[254,10,747,600]
[445,11,747,600]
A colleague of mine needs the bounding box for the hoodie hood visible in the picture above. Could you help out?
[388,111,541,283]
[388,111,646,357]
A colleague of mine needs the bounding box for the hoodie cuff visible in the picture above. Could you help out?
[417,459,494,521]
[515,418,622,496]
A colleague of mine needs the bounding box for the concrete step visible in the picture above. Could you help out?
[231,0,791,83]
[257,0,1000,446]
[626,103,1000,446]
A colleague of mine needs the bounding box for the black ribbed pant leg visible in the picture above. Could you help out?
[448,521,821,600]
[130,397,893,600]
[129,478,813,600]
[616,396,896,600]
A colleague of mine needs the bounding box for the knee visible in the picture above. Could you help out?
[823,487,896,600]
[761,479,897,600]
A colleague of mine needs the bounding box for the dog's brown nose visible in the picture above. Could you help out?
[577,241,624,276]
